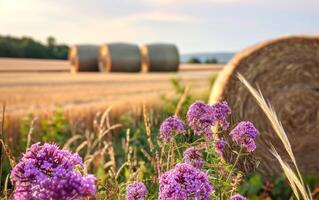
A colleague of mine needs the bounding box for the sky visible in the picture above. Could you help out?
[0,0,318,54]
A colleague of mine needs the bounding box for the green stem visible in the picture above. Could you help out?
[226,147,243,182]
[173,139,182,159]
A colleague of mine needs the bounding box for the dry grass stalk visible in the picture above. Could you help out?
[85,142,110,170]
[103,161,114,170]
[3,174,9,199]
[105,169,119,195]
[165,140,177,171]
[26,118,36,149]
[76,141,88,153]
[132,147,138,169]
[238,74,304,180]
[127,146,133,175]
[143,104,160,179]
[125,129,130,155]
[141,148,152,163]
[143,105,154,152]
[0,140,16,168]
[0,105,16,169]
[230,173,243,195]
[270,147,306,200]
[63,135,83,150]
[238,73,311,200]
[98,108,119,171]
[174,85,190,117]
[158,141,165,172]
[155,150,161,177]
[115,162,129,180]
[64,107,121,175]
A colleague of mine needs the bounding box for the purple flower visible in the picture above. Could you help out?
[211,101,231,129]
[215,138,228,156]
[230,194,247,200]
[10,143,96,200]
[126,182,148,200]
[159,163,214,200]
[187,101,216,138]
[159,116,185,141]
[229,121,258,152]
[183,147,204,168]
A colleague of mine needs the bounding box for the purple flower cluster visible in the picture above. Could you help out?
[230,194,247,200]
[186,101,231,138]
[215,138,228,156]
[159,116,185,141]
[126,182,148,200]
[211,101,231,129]
[186,101,217,138]
[159,163,213,200]
[183,147,204,168]
[230,121,258,152]
[10,143,96,200]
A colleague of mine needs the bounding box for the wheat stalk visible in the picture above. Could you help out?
[26,118,36,149]
[238,73,311,200]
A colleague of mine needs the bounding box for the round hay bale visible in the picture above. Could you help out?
[209,35,319,176]
[99,43,141,72]
[141,43,179,72]
[69,45,99,73]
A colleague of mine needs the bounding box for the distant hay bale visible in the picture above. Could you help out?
[69,45,99,73]
[141,43,179,72]
[209,35,319,175]
[99,43,141,72]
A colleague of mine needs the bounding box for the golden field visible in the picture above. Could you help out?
[0,58,222,135]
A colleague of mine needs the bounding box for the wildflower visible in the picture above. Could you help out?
[126,182,148,200]
[187,100,216,138]
[159,163,214,200]
[183,147,204,168]
[215,138,228,156]
[211,101,231,129]
[230,194,247,200]
[229,121,258,152]
[10,143,96,200]
[159,116,185,141]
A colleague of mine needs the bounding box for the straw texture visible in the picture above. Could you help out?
[141,43,179,72]
[69,45,99,73]
[99,43,141,72]
[209,35,319,175]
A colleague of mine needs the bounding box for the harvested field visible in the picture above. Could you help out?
[0,58,69,72]
[0,58,222,135]
[0,58,222,73]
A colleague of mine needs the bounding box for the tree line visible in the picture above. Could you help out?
[187,57,218,64]
[0,35,68,60]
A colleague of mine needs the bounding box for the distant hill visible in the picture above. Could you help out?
[181,52,235,64]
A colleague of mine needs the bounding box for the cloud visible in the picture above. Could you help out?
[0,0,198,44]
[0,0,318,53]
[121,12,198,23]
[141,0,258,6]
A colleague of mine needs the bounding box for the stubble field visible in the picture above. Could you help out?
[0,58,222,134]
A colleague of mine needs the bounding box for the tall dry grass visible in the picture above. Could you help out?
[238,73,312,200]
